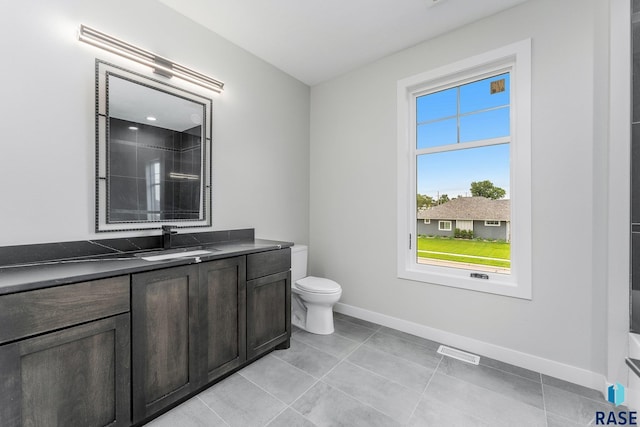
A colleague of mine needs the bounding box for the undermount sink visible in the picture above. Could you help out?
[136,249,217,261]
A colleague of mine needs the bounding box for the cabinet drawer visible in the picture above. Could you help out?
[0,276,130,344]
[246,248,291,280]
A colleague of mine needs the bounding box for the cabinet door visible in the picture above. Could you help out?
[199,256,246,381]
[131,265,200,423]
[0,314,131,427]
[246,270,291,359]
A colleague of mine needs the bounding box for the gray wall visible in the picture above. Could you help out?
[473,221,507,241]
[0,0,310,246]
[309,0,611,380]
[416,220,507,241]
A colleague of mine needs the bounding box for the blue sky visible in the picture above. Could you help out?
[416,73,511,199]
[417,144,510,198]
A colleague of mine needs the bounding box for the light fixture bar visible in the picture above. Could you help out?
[169,172,200,180]
[78,24,224,93]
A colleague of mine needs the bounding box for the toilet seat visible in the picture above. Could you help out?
[295,276,341,294]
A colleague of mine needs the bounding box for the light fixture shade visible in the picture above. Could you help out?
[78,24,224,93]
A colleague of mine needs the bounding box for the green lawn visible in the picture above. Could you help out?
[417,236,511,269]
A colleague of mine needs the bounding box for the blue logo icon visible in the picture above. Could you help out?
[608,382,625,406]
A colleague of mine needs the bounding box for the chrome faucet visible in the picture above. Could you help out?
[162,225,178,249]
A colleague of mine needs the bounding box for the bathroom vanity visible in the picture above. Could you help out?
[0,229,292,427]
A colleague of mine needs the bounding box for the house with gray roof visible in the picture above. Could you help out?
[417,196,510,241]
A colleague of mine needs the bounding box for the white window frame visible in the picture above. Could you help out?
[438,220,452,231]
[485,220,501,227]
[397,39,532,299]
[423,219,431,224]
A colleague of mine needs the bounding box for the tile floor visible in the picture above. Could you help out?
[146,313,622,426]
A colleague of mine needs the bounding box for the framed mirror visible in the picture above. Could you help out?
[95,60,212,232]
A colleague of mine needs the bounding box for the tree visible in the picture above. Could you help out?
[437,194,450,205]
[417,194,434,209]
[470,180,506,200]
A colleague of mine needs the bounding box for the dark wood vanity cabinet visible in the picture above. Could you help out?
[0,276,131,427]
[246,249,292,359]
[131,265,201,423]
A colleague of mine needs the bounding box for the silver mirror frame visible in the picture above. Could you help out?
[95,59,213,232]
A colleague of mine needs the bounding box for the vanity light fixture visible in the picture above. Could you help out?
[78,24,224,93]
[169,172,200,180]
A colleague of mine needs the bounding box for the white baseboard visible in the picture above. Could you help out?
[334,302,607,395]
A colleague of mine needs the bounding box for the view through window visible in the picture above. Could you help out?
[415,73,511,274]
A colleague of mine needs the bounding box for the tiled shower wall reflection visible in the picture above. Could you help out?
[108,118,202,222]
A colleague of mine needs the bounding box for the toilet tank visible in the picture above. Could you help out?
[290,245,308,283]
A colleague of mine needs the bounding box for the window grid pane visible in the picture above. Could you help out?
[415,72,511,275]
[416,72,510,149]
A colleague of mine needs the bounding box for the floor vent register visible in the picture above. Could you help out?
[437,345,480,365]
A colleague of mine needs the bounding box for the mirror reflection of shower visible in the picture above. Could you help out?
[103,71,207,224]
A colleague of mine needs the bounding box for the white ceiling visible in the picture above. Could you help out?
[158,0,529,86]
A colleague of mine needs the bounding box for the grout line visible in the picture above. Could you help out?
[238,369,291,407]
[542,381,609,406]
[474,355,544,383]
[374,327,442,352]
[262,405,291,427]
[291,333,361,358]
[235,370,299,426]
[334,314,383,333]
[314,379,401,423]
[267,351,324,381]
[286,377,322,410]
[196,395,231,427]
[540,373,549,427]
[405,353,444,423]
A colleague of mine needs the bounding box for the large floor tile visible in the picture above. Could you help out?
[332,318,377,342]
[408,395,491,427]
[266,408,317,427]
[424,373,547,427]
[145,397,227,427]
[239,354,317,404]
[272,337,341,378]
[347,345,434,392]
[198,374,286,427]
[292,328,360,358]
[323,361,421,423]
[437,356,544,409]
[292,381,402,427]
[543,384,615,425]
[364,330,441,369]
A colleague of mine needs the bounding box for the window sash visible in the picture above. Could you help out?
[438,221,452,231]
[396,39,532,300]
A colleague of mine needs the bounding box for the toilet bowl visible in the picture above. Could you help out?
[290,245,342,335]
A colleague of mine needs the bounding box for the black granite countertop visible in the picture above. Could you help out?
[0,229,293,296]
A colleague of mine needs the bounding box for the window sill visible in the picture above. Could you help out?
[398,264,531,300]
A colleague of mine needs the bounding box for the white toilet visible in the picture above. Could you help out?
[290,245,342,335]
